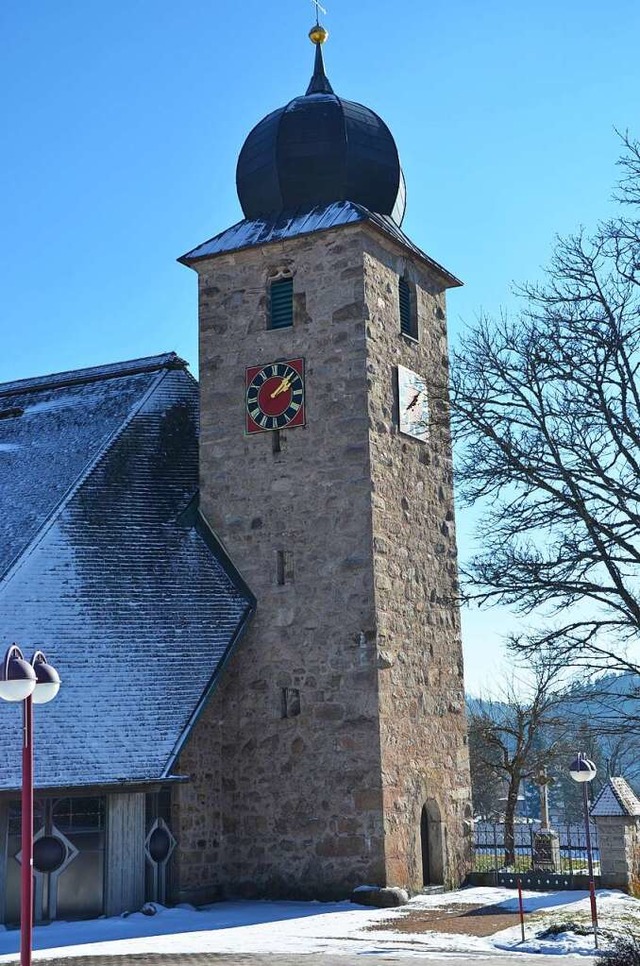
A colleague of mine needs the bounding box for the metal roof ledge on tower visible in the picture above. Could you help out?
[178,201,462,289]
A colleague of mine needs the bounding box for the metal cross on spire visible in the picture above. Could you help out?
[311,0,327,25]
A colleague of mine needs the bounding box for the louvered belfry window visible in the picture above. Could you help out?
[399,277,416,338]
[269,276,294,329]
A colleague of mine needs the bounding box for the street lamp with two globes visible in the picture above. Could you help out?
[0,646,61,966]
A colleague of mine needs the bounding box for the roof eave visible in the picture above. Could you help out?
[178,207,463,289]
[0,352,188,399]
[0,776,189,799]
[361,218,463,289]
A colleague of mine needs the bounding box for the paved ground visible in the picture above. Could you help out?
[1,957,596,966]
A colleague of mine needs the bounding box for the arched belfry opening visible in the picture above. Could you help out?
[420,800,444,887]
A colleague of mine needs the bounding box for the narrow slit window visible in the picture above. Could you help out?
[399,277,417,339]
[269,277,294,329]
[276,549,294,585]
[281,688,301,718]
[272,430,287,455]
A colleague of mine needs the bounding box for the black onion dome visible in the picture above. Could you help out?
[236,41,406,226]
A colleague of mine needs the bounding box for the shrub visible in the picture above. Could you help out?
[597,933,640,966]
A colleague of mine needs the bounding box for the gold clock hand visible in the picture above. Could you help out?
[270,375,294,399]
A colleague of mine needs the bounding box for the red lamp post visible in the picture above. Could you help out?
[570,753,599,949]
[0,646,61,966]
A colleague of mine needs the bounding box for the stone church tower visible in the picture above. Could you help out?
[173,24,471,901]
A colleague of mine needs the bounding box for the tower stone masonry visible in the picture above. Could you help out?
[171,26,472,902]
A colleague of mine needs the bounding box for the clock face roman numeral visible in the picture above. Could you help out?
[245,358,306,435]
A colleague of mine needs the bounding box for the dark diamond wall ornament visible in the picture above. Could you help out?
[148,827,171,864]
[33,835,66,874]
[145,818,177,906]
[145,818,177,867]
[16,824,78,879]
[16,822,79,921]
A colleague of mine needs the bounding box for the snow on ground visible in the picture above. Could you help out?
[0,886,633,962]
[494,889,640,956]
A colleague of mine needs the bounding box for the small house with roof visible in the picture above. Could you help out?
[591,777,640,892]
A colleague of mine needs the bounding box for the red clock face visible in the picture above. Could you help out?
[245,358,305,434]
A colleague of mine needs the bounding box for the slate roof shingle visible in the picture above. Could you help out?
[0,353,254,791]
[591,777,640,817]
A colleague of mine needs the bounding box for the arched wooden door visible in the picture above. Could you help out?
[420,805,431,885]
[420,799,444,886]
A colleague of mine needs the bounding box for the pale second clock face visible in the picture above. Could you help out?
[398,365,428,441]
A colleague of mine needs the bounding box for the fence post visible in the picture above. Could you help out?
[493,823,499,886]
[529,823,534,872]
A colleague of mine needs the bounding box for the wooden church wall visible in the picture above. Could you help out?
[104,792,146,915]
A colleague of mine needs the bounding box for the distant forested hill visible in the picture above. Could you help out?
[466,672,640,821]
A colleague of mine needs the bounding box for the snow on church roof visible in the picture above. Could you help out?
[591,777,640,817]
[0,353,254,791]
[179,200,462,288]
[0,353,182,579]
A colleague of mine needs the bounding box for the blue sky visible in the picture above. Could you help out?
[2,1,639,690]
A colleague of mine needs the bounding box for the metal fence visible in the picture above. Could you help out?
[472,821,600,876]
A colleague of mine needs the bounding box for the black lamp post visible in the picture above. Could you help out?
[569,753,598,949]
[0,646,60,966]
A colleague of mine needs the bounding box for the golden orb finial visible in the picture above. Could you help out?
[309,23,328,45]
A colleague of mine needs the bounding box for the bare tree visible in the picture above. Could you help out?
[450,134,640,675]
[468,713,503,820]
[468,658,570,865]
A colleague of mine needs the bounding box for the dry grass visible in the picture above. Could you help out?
[369,901,533,938]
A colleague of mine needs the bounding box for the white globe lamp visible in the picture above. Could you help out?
[31,651,61,705]
[0,646,37,703]
[570,754,597,783]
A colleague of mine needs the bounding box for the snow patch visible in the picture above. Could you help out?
[0,886,627,962]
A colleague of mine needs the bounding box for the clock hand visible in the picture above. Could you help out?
[406,390,423,411]
[270,375,294,399]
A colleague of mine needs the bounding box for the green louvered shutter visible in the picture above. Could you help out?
[399,278,413,336]
[269,277,294,329]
